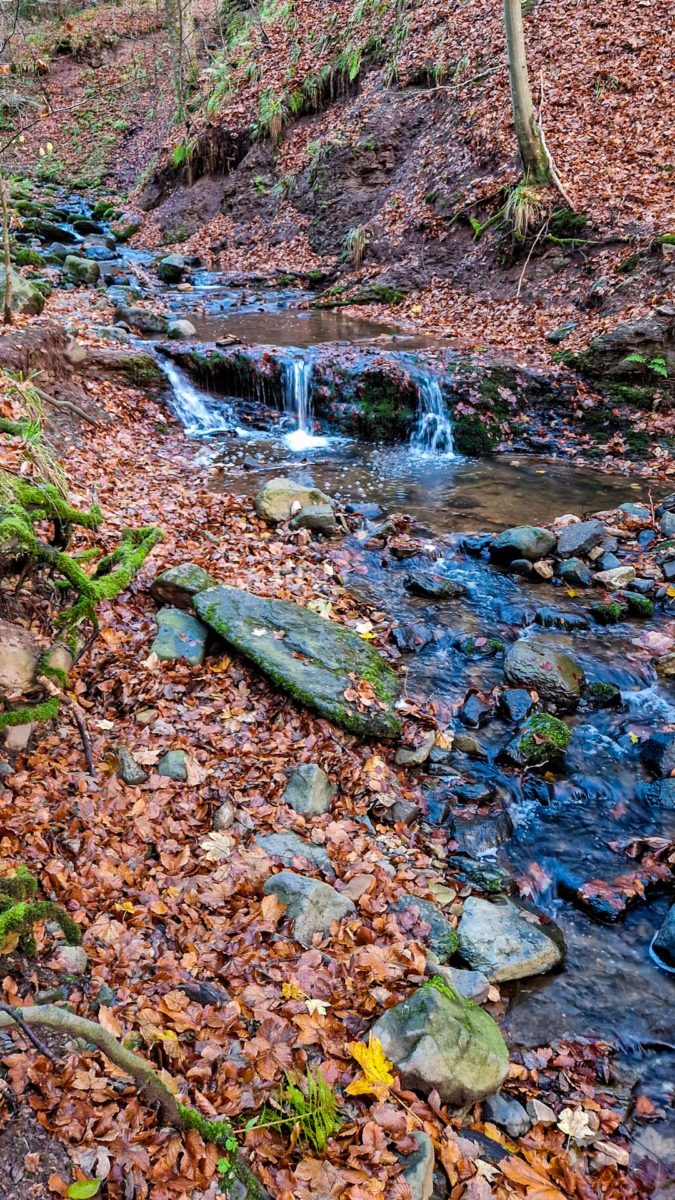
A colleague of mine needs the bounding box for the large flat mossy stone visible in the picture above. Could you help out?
[194,585,401,737]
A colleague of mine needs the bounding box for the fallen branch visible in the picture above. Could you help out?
[36,387,99,428]
[0,1004,268,1197]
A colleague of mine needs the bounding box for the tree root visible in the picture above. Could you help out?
[0,1004,269,1198]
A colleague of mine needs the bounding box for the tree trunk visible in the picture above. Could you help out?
[0,174,13,326]
[503,0,549,183]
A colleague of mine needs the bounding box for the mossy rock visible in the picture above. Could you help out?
[0,266,45,315]
[590,600,627,625]
[500,713,570,767]
[64,255,101,285]
[194,585,401,737]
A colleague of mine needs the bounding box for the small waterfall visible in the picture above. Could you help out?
[281,355,327,450]
[411,373,455,456]
[160,357,234,437]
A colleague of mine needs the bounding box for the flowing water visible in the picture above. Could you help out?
[38,200,674,1134]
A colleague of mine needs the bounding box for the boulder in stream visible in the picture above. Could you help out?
[64,255,100,285]
[499,713,571,767]
[167,319,197,339]
[113,303,169,336]
[556,518,605,559]
[504,638,585,711]
[640,731,675,778]
[254,477,333,524]
[157,254,186,283]
[370,978,509,1105]
[489,526,556,564]
[194,585,401,737]
[457,896,564,981]
[288,503,337,537]
[404,570,467,599]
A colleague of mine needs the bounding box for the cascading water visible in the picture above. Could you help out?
[411,372,455,456]
[160,357,234,437]
[281,355,327,451]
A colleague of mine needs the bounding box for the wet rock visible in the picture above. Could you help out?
[404,570,467,599]
[167,319,197,339]
[640,731,675,778]
[393,895,459,962]
[459,691,492,728]
[158,749,189,781]
[660,512,675,538]
[645,778,675,808]
[534,608,589,632]
[151,606,209,666]
[498,688,535,722]
[661,559,675,582]
[448,858,511,895]
[213,800,235,829]
[0,619,39,691]
[593,565,636,588]
[489,526,557,564]
[254,477,333,524]
[590,599,627,625]
[556,518,605,559]
[157,254,187,283]
[655,651,675,677]
[652,905,675,968]
[288,503,337,537]
[85,244,116,261]
[345,502,382,519]
[262,870,355,946]
[73,217,104,235]
[386,798,422,825]
[499,713,570,767]
[461,534,493,557]
[114,303,168,335]
[456,635,505,660]
[629,577,656,595]
[618,590,654,618]
[52,945,88,975]
[451,781,495,804]
[63,254,100,284]
[457,896,564,981]
[0,760,11,778]
[484,1093,531,1138]
[395,731,436,766]
[453,811,513,855]
[371,980,509,1105]
[509,558,533,577]
[391,621,437,654]
[194,585,401,737]
[150,562,217,608]
[398,1131,434,1200]
[453,733,488,760]
[585,681,622,708]
[559,558,593,588]
[504,638,585,712]
[256,831,333,875]
[282,763,336,815]
[116,747,148,786]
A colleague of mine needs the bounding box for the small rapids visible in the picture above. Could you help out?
[159,358,234,438]
[410,371,455,457]
[281,355,329,451]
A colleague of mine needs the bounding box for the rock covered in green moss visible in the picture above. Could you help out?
[590,600,627,625]
[504,638,585,711]
[0,266,45,315]
[370,977,509,1105]
[500,713,570,767]
[617,590,654,618]
[194,585,401,737]
[157,254,186,283]
[457,635,505,660]
[585,681,622,708]
[63,255,101,285]
[151,606,209,666]
[150,562,217,609]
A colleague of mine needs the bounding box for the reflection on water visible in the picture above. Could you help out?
[185,307,446,350]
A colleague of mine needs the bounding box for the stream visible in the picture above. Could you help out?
[29,199,675,1142]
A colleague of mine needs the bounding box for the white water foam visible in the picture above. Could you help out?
[160,357,234,437]
[410,373,455,457]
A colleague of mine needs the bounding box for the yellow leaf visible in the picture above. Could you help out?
[345,1034,394,1101]
[114,900,135,913]
[667,586,675,597]
[411,304,422,315]
[566,588,576,598]
[282,980,306,1000]
[629,732,639,744]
